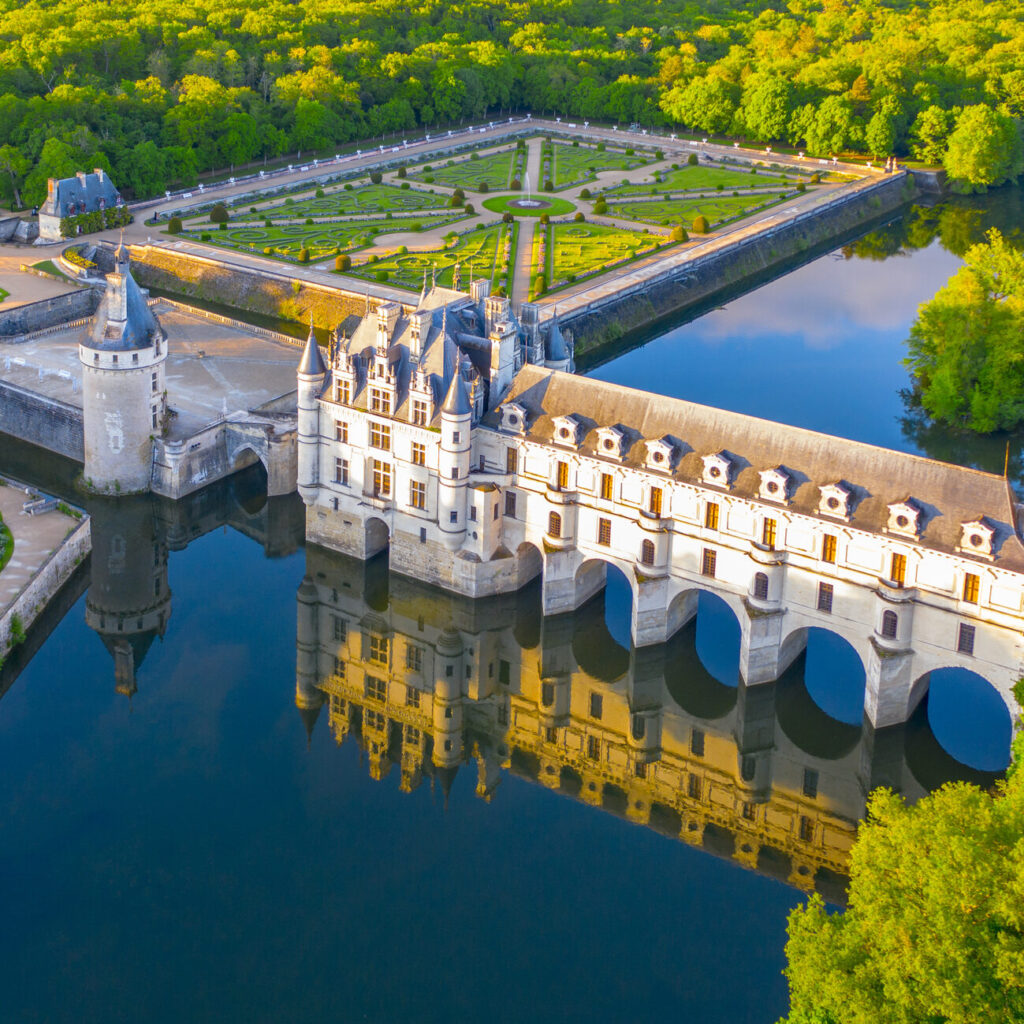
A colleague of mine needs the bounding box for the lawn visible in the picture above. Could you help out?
[176,213,465,262]
[603,164,799,197]
[544,222,663,286]
[482,194,576,218]
[30,260,72,281]
[232,183,448,221]
[606,191,792,228]
[546,142,652,189]
[0,286,8,303]
[345,222,517,293]
[408,147,519,191]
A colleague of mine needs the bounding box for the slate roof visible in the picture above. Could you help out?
[85,251,162,351]
[39,170,120,219]
[488,366,1024,569]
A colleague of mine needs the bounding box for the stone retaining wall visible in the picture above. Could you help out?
[0,380,84,460]
[0,515,91,658]
[0,289,99,338]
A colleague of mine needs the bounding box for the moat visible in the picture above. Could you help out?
[1,187,1019,1023]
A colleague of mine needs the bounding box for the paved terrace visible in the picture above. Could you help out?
[0,301,300,439]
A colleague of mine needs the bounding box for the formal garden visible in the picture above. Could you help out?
[407,146,522,191]
[543,140,655,189]
[604,190,794,228]
[601,162,804,198]
[344,221,517,293]
[233,182,449,221]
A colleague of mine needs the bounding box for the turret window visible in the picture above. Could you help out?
[151,372,158,392]
[881,610,898,639]
[753,573,768,600]
[957,623,976,655]
[452,431,461,444]
[548,512,562,538]
[817,582,834,613]
[556,461,569,490]
[597,518,612,546]
[701,549,716,578]
[640,539,655,565]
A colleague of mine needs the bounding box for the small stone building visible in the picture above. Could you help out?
[37,168,121,241]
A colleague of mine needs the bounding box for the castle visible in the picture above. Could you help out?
[295,285,1024,732]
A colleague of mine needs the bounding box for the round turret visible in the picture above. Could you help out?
[437,370,472,551]
[296,320,327,506]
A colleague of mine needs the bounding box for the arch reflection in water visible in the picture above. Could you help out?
[294,545,1006,902]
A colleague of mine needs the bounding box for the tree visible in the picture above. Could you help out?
[742,75,792,142]
[904,228,1024,432]
[0,144,29,209]
[122,140,165,199]
[780,688,1024,1024]
[910,105,953,164]
[944,104,1024,193]
[209,202,229,223]
[865,96,905,159]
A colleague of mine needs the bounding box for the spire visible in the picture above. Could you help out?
[115,229,129,267]
[420,267,428,304]
[297,315,326,376]
[364,288,370,317]
[431,263,436,291]
[441,366,472,416]
[298,703,322,748]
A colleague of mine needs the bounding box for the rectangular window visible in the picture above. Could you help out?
[822,533,837,563]
[151,372,158,393]
[410,480,426,509]
[546,726,558,744]
[336,380,351,405]
[366,675,387,702]
[962,573,980,603]
[406,686,421,707]
[334,457,349,485]
[687,773,701,799]
[333,616,346,642]
[705,502,719,530]
[634,761,646,779]
[499,660,510,685]
[335,421,348,443]
[957,623,976,655]
[372,459,391,497]
[405,726,420,745]
[817,582,834,613]
[412,399,428,425]
[370,387,390,415]
[541,682,554,706]
[370,422,391,451]
[506,448,518,474]
[799,816,814,842]
[890,552,907,586]
[497,704,508,726]
[803,769,819,799]
[600,473,613,501]
[368,635,389,665]
[504,492,517,518]
[411,442,426,466]
[648,487,662,516]
[742,802,755,821]
[449,510,458,524]
[587,692,603,719]
[762,517,777,549]
[690,728,705,757]
[330,693,345,714]
[152,410,158,428]
[556,461,569,490]
[701,549,717,578]
[597,517,612,546]
[405,644,422,673]
[587,735,601,761]
[470,505,477,522]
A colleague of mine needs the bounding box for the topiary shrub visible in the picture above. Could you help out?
[200,232,211,241]
[510,178,521,190]
[670,225,688,242]
[572,139,579,147]
[540,213,549,224]
[692,214,709,234]
[470,152,480,161]
[218,222,227,230]
[750,166,758,174]
[305,217,314,225]
[687,152,698,166]
[573,212,584,222]
[450,195,463,207]
[596,142,606,152]
[479,180,490,192]
[797,181,806,192]
[167,216,183,234]
[716,184,723,191]
[501,212,514,224]
[264,218,273,227]
[298,246,310,262]
[209,202,229,223]
[344,183,353,191]
[424,174,435,183]
[401,182,410,189]
[625,147,634,155]
[335,253,351,271]
[533,273,547,295]
[655,149,664,159]
[397,165,407,178]
[370,171,382,184]
[463,203,475,215]
[375,270,388,282]
[543,179,553,191]
[593,199,608,215]
[315,188,324,198]
[579,188,591,199]
[264,246,273,255]
[810,172,821,183]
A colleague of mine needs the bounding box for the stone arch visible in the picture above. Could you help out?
[229,442,267,474]
[571,558,631,681]
[662,622,738,720]
[778,626,867,726]
[691,589,743,687]
[775,653,862,762]
[515,541,543,590]
[906,667,1013,772]
[364,516,389,559]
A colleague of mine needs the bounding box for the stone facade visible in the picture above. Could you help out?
[298,297,1024,730]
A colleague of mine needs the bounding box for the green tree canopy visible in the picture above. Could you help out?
[944,105,1024,194]
[905,228,1024,432]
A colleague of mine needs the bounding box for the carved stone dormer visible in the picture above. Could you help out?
[758,467,790,504]
[702,452,732,488]
[819,482,852,521]
[959,519,995,559]
[595,426,626,461]
[552,414,581,449]
[887,500,922,539]
[376,301,401,351]
[408,311,430,362]
[499,401,527,434]
[645,436,675,473]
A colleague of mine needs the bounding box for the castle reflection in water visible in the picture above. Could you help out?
[294,542,997,903]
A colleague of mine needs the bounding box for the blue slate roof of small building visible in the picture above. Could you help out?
[40,169,120,219]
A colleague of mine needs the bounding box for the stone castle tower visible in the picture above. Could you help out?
[78,243,167,493]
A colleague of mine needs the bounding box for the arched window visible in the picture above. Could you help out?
[641,539,655,565]
[548,511,561,538]
[881,610,898,639]
[753,573,769,600]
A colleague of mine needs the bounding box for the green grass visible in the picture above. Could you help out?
[0,520,11,575]
[30,260,71,281]
[345,222,517,293]
[232,183,448,222]
[604,164,797,197]
[176,213,465,262]
[0,286,8,303]
[482,195,576,218]
[546,143,651,189]
[605,191,791,228]
[408,148,518,191]
[544,222,663,286]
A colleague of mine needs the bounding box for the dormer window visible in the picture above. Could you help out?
[959,519,995,558]
[702,452,731,487]
[552,415,581,449]
[596,426,626,461]
[887,501,921,539]
[758,468,790,504]
[645,437,675,473]
[499,402,526,434]
[819,483,852,521]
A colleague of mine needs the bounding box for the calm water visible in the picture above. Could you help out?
[1,186,1019,1024]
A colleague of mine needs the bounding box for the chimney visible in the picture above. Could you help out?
[76,171,88,186]
[95,168,105,182]
[47,178,56,197]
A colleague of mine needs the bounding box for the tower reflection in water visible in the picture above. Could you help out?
[296,545,1000,902]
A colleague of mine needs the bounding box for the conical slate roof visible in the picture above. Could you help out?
[297,321,327,376]
[546,317,568,361]
[86,252,161,351]
[441,369,472,416]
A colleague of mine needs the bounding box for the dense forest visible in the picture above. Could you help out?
[0,0,1022,205]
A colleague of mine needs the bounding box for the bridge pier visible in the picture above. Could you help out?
[739,605,805,685]
[864,641,916,728]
